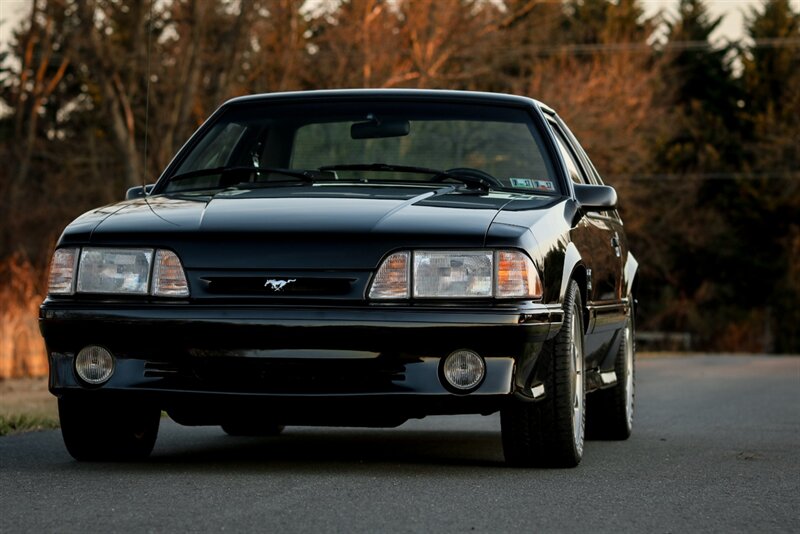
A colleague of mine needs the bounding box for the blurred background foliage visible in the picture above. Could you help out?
[0,0,798,377]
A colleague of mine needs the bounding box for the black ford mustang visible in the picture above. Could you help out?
[40,89,638,467]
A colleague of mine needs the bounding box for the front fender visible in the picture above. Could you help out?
[559,241,585,303]
[624,251,638,298]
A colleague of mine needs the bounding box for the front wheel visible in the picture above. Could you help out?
[501,280,586,467]
[59,396,160,461]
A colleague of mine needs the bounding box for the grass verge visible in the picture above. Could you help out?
[0,414,59,436]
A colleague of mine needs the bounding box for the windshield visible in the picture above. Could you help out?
[162,100,559,194]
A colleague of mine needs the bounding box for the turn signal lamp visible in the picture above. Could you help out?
[153,250,190,297]
[495,251,542,298]
[47,248,78,294]
[368,251,410,299]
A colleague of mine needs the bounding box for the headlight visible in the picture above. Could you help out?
[413,251,493,298]
[77,248,154,294]
[47,247,190,297]
[369,249,542,299]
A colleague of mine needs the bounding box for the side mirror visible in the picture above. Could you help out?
[126,184,154,200]
[574,184,617,212]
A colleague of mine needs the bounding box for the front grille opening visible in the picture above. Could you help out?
[202,277,355,296]
[191,358,406,394]
[144,361,184,378]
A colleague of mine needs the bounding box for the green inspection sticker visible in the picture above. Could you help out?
[510,178,533,188]
[510,178,555,192]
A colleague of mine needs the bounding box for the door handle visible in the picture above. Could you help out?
[611,232,621,257]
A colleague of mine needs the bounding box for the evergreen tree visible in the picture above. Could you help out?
[734,0,800,352]
[656,0,742,173]
[561,0,650,45]
[636,0,746,348]
[601,0,651,43]
[742,0,800,172]
[561,0,611,45]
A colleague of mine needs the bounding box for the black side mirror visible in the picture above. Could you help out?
[574,184,618,212]
[126,184,154,200]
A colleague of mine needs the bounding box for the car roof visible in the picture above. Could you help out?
[224,89,554,113]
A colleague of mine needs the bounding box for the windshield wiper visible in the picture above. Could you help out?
[168,166,327,185]
[319,163,501,192]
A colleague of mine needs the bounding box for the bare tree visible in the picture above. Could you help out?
[72,0,149,188]
[10,0,71,193]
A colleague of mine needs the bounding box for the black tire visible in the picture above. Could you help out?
[58,396,160,461]
[221,421,284,437]
[501,280,586,467]
[586,300,635,440]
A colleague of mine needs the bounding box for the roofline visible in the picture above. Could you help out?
[223,88,550,111]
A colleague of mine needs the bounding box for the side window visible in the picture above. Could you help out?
[551,127,587,185]
[176,122,247,174]
[556,118,602,185]
[556,117,623,220]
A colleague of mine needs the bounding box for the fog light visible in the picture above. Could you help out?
[75,346,115,384]
[443,350,485,390]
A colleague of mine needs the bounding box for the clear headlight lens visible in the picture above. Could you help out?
[77,248,154,294]
[370,249,541,299]
[413,251,493,298]
[152,249,189,297]
[47,246,190,297]
[47,248,79,294]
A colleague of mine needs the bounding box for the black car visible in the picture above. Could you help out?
[41,89,638,467]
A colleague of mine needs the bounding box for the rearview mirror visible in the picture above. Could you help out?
[574,184,617,212]
[351,118,410,139]
[126,184,154,200]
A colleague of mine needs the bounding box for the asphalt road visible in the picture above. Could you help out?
[1,355,798,533]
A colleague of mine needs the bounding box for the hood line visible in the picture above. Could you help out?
[369,187,452,232]
[87,202,142,243]
[481,198,517,247]
[143,196,182,227]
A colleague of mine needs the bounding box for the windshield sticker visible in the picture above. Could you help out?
[510,178,555,192]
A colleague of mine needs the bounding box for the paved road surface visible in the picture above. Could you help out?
[1,355,798,532]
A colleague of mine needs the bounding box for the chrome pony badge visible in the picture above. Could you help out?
[264,279,296,292]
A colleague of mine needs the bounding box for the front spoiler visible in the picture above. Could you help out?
[40,302,563,419]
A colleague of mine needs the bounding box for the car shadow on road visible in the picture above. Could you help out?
[140,428,507,471]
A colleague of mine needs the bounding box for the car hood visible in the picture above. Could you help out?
[63,185,555,269]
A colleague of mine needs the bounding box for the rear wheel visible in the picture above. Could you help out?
[501,280,586,467]
[586,300,635,440]
[59,396,160,461]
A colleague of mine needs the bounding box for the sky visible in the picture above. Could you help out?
[1,0,798,54]
[640,0,799,43]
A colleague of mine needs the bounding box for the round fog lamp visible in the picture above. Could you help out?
[443,350,485,390]
[75,346,115,384]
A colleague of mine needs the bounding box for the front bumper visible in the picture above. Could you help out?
[40,302,563,423]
